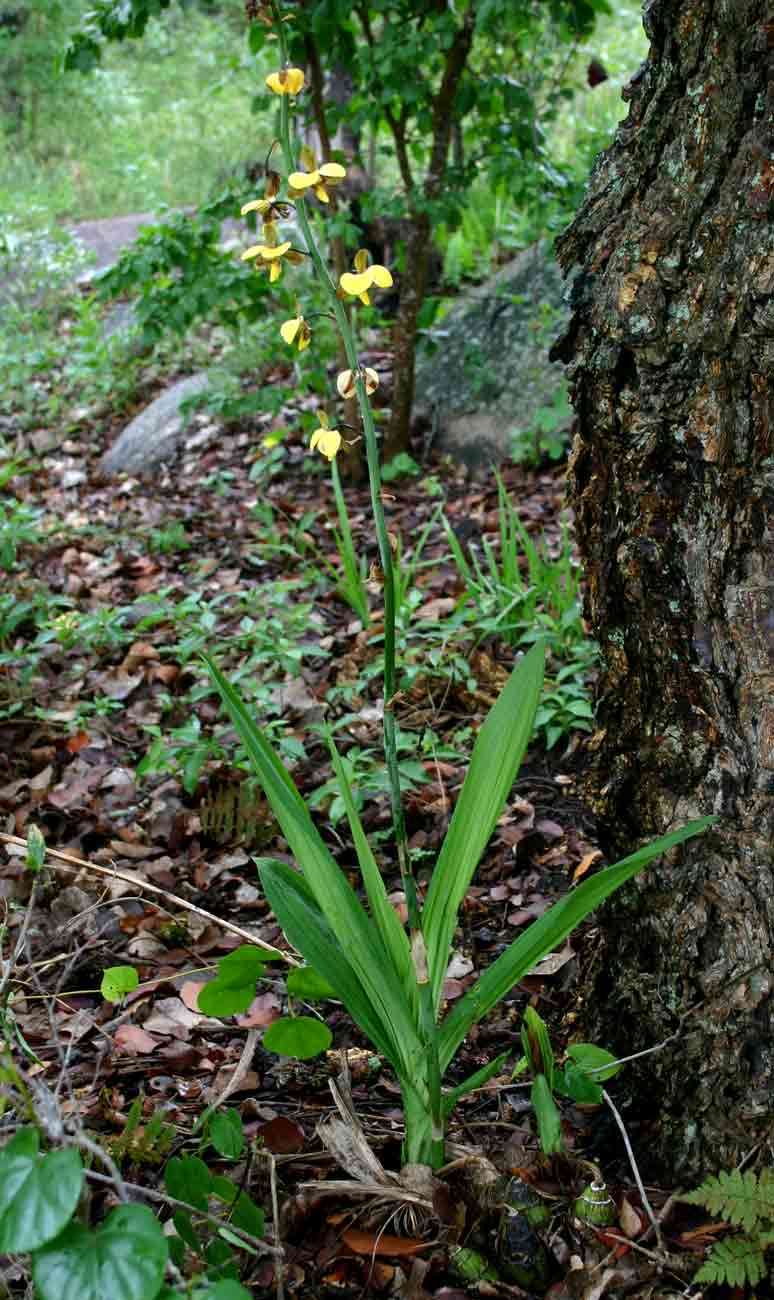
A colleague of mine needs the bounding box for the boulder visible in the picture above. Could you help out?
[413,241,571,468]
[98,373,208,476]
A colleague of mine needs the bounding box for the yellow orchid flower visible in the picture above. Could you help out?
[310,410,342,460]
[265,68,305,96]
[339,249,393,305]
[280,315,311,351]
[310,426,342,460]
[288,161,347,204]
[336,367,379,399]
[240,198,272,217]
[241,240,303,283]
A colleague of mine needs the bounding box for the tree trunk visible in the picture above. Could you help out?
[383,213,432,463]
[552,0,774,1181]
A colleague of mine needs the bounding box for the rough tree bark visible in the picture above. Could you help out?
[552,0,774,1180]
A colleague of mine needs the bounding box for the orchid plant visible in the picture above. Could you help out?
[204,0,716,1171]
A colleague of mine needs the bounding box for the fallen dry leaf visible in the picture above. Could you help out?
[257,1116,305,1154]
[114,1024,160,1055]
[342,1228,430,1257]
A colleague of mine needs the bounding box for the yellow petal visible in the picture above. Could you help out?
[370,264,393,288]
[240,198,271,215]
[260,241,291,260]
[314,184,330,203]
[241,244,263,261]
[298,326,311,351]
[340,270,372,296]
[280,317,301,345]
[266,67,305,95]
[310,428,342,460]
[269,261,281,282]
[319,163,346,180]
[336,369,355,398]
[359,290,371,306]
[288,170,320,191]
[354,249,370,273]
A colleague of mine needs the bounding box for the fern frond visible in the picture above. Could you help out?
[682,1168,774,1233]
[694,1236,767,1288]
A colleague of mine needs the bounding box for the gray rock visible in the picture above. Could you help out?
[413,241,571,468]
[99,373,209,476]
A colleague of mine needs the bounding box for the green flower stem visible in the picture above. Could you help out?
[271,8,443,1166]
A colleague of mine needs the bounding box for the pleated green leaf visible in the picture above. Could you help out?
[439,817,716,1072]
[259,858,401,1067]
[327,735,416,1007]
[423,640,545,1011]
[203,656,419,1074]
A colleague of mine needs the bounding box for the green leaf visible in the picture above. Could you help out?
[442,1051,509,1118]
[286,967,337,1001]
[197,945,266,1016]
[423,641,545,1011]
[100,966,139,1003]
[230,1192,265,1240]
[33,1203,168,1300]
[0,1130,83,1253]
[209,1110,244,1160]
[195,1282,253,1300]
[263,1016,332,1059]
[439,817,717,1072]
[204,656,420,1076]
[259,860,398,1065]
[566,1043,622,1082]
[682,1168,774,1233]
[172,1209,201,1253]
[25,824,46,872]
[694,1237,767,1287]
[327,735,415,1003]
[207,947,266,988]
[521,1006,554,1088]
[531,1074,563,1154]
[560,1064,602,1104]
[165,1156,212,1212]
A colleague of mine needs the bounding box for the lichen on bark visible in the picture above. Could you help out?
[552,0,774,1178]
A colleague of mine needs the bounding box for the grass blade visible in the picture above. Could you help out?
[422,640,545,1011]
[438,816,717,1071]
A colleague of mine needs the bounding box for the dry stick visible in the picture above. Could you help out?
[198,1028,259,1123]
[601,1086,662,1250]
[0,832,298,965]
[84,1168,282,1257]
[260,1147,284,1300]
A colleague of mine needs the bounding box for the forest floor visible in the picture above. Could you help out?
[0,297,717,1298]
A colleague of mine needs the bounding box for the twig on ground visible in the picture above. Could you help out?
[260,1147,285,1300]
[601,1087,661,1249]
[197,1028,259,1125]
[0,832,297,964]
[85,1168,283,1256]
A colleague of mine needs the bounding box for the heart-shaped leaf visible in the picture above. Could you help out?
[0,1129,83,1253]
[263,1016,332,1059]
[32,1203,168,1300]
[209,1110,244,1160]
[100,966,139,1003]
